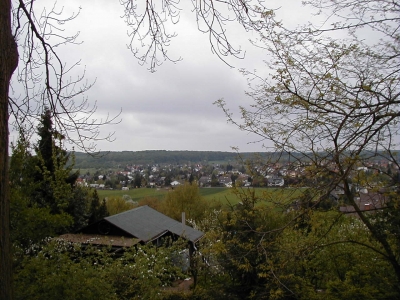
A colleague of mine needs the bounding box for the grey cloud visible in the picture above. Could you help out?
[11,0,271,153]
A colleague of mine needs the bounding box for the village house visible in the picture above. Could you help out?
[60,205,204,254]
[339,192,388,215]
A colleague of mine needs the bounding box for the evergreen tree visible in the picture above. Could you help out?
[67,186,91,231]
[9,130,73,247]
[188,173,194,184]
[23,109,89,231]
[133,173,142,188]
[32,109,79,214]
[88,190,109,224]
[164,175,172,186]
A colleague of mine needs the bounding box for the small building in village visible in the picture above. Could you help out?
[60,205,204,254]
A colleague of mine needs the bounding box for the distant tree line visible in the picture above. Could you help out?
[72,150,399,170]
[72,151,268,168]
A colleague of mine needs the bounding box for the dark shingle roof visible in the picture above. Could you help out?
[105,205,204,243]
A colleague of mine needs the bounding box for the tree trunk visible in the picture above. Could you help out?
[0,0,18,299]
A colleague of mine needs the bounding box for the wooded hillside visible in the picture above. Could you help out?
[73,150,263,168]
[73,150,399,169]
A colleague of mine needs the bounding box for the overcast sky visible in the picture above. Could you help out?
[10,0,309,152]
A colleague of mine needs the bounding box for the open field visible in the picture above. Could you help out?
[97,188,167,202]
[96,187,303,206]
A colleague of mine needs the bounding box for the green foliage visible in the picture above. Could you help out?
[162,182,209,222]
[10,126,400,299]
[88,189,109,224]
[192,187,400,299]
[106,197,137,215]
[14,242,117,300]
[97,187,302,209]
[278,210,400,299]
[107,241,185,299]
[10,189,72,248]
[20,109,89,232]
[9,131,73,247]
[13,238,186,300]
[32,109,79,214]
[210,173,219,187]
[9,111,96,244]
[138,196,164,211]
[9,131,36,197]
[133,172,142,188]
[65,186,91,231]
[193,189,290,299]
[97,187,167,202]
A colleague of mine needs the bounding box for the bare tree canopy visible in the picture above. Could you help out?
[217,0,400,288]
[11,1,118,152]
[120,0,268,70]
[218,0,399,176]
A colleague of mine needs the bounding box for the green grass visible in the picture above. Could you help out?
[97,188,167,202]
[97,187,305,206]
[201,187,303,206]
[200,187,236,203]
[97,187,242,205]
